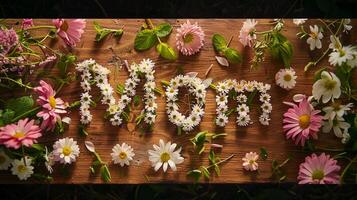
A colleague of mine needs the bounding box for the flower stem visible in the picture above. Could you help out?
[227,36,234,47]
[21,145,27,166]
[24,25,56,31]
[255,30,273,35]
[11,106,41,123]
[0,77,34,89]
[315,146,345,152]
[340,155,357,184]
[145,19,154,29]
[206,154,235,169]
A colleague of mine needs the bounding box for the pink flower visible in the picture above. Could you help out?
[34,80,67,131]
[239,19,257,47]
[176,20,205,56]
[283,97,323,146]
[0,118,42,149]
[0,28,19,55]
[298,153,340,184]
[21,19,33,29]
[52,19,86,47]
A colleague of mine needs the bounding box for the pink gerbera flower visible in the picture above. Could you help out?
[176,20,205,56]
[283,97,323,146]
[298,153,340,184]
[239,19,257,47]
[52,19,86,47]
[0,118,42,149]
[34,80,67,131]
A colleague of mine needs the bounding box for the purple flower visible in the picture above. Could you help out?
[0,29,19,55]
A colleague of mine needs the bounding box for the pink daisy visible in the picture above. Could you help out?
[52,19,86,47]
[175,20,205,56]
[21,19,33,29]
[34,80,67,131]
[239,19,257,47]
[283,97,323,146]
[0,118,42,149]
[298,153,340,184]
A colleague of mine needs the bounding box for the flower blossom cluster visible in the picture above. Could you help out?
[215,79,272,127]
[165,74,208,132]
[76,58,157,126]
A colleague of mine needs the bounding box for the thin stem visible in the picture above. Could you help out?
[0,77,34,89]
[11,106,41,123]
[22,145,27,166]
[227,36,234,47]
[207,154,235,169]
[145,19,154,29]
[23,25,56,31]
[255,30,273,35]
[340,155,357,184]
[315,146,345,152]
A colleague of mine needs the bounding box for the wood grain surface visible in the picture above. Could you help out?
[0,19,356,184]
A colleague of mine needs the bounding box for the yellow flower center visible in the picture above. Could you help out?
[13,132,25,139]
[62,146,72,156]
[17,165,27,173]
[0,155,5,164]
[312,170,324,180]
[119,152,127,160]
[49,96,57,109]
[299,114,310,129]
[324,80,337,90]
[183,33,193,43]
[160,152,170,162]
[249,160,255,165]
[283,74,292,81]
[339,49,346,57]
[310,32,317,39]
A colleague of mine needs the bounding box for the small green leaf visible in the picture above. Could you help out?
[79,126,89,136]
[200,166,210,179]
[100,165,111,183]
[134,29,157,51]
[156,42,177,60]
[212,34,227,52]
[154,23,172,37]
[187,169,202,182]
[89,166,95,174]
[2,109,15,124]
[133,95,141,107]
[211,133,227,140]
[260,147,268,160]
[31,144,45,152]
[116,84,125,95]
[93,21,123,42]
[223,48,242,64]
[6,96,34,116]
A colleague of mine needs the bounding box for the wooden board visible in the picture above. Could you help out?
[0,19,356,184]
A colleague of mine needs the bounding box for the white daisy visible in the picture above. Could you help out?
[245,81,255,92]
[165,86,178,100]
[53,137,80,164]
[322,117,351,139]
[237,94,248,103]
[242,152,259,171]
[237,115,251,126]
[293,19,307,26]
[322,103,353,121]
[328,45,354,66]
[237,104,250,116]
[306,25,323,50]
[343,19,352,33]
[328,35,342,50]
[259,113,270,125]
[275,68,297,90]
[216,94,228,107]
[0,150,12,170]
[148,139,184,172]
[111,143,135,167]
[192,104,204,116]
[312,71,341,103]
[261,102,273,113]
[259,93,271,102]
[11,157,34,180]
[217,82,229,94]
[216,114,228,127]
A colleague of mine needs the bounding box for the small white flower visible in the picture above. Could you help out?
[322,103,353,120]
[237,94,248,103]
[328,45,354,66]
[44,147,55,174]
[216,114,228,127]
[237,115,251,126]
[165,86,178,100]
[275,68,297,90]
[53,137,80,164]
[242,152,259,171]
[259,93,271,102]
[261,102,272,113]
[216,94,228,106]
[80,92,92,103]
[328,35,342,50]
[293,19,307,26]
[259,113,270,125]
[0,150,12,170]
[312,71,341,103]
[192,104,204,116]
[306,25,323,50]
[144,113,156,124]
[217,82,229,94]
[11,157,34,180]
[343,19,352,33]
[237,104,250,116]
[322,117,351,139]
[148,140,184,172]
[111,143,135,167]
[245,81,255,92]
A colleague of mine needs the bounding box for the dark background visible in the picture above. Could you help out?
[1,0,357,199]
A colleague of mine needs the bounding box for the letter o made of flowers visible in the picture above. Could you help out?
[165,74,208,132]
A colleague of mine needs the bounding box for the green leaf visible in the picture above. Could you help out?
[260,147,268,160]
[134,29,157,51]
[133,95,141,107]
[211,133,227,140]
[200,166,210,179]
[187,169,202,182]
[31,144,45,152]
[57,54,76,77]
[208,150,217,164]
[79,126,89,136]
[116,84,125,95]
[1,109,15,124]
[156,42,177,60]
[268,32,293,68]
[93,21,123,42]
[100,165,111,183]
[212,34,227,52]
[6,96,34,116]
[154,23,172,37]
[223,48,242,64]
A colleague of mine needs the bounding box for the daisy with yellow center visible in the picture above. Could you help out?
[275,68,297,90]
[242,152,259,171]
[312,71,341,103]
[111,143,135,167]
[11,157,34,181]
[148,139,184,172]
[53,137,80,164]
